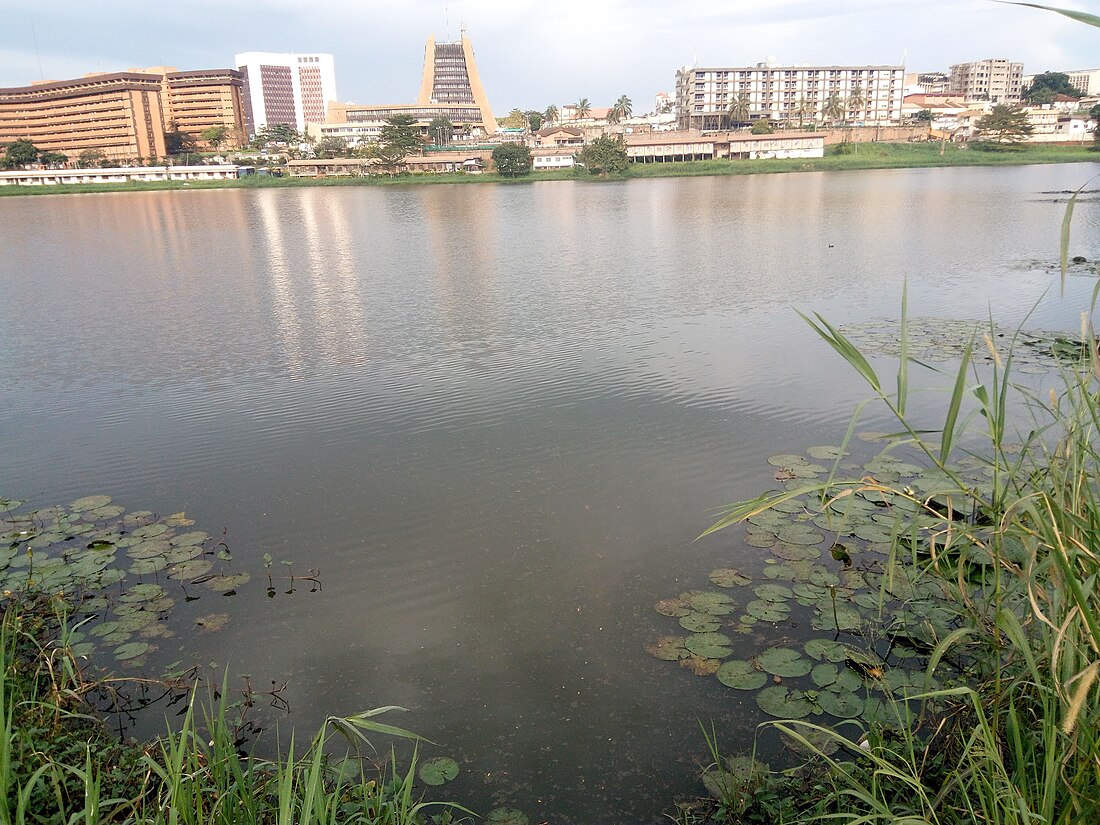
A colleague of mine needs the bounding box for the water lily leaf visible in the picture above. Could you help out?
[171,531,209,546]
[744,530,778,548]
[131,523,169,540]
[807,445,846,460]
[205,573,250,593]
[680,612,721,633]
[757,647,811,677]
[114,641,149,661]
[745,600,789,622]
[811,663,840,688]
[163,512,196,527]
[487,809,528,825]
[682,590,735,616]
[655,598,691,617]
[768,454,808,467]
[805,638,848,663]
[120,583,167,603]
[777,526,825,546]
[680,655,721,676]
[780,725,842,756]
[419,757,459,786]
[685,632,733,659]
[129,557,169,575]
[71,495,112,511]
[646,636,688,661]
[709,568,751,587]
[716,660,767,690]
[753,583,794,603]
[164,545,205,563]
[772,542,821,561]
[168,559,214,580]
[811,605,862,632]
[89,504,125,519]
[816,689,864,718]
[756,686,814,718]
[127,540,170,560]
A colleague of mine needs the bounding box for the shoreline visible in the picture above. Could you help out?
[0,143,1096,198]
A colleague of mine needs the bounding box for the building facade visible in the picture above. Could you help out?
[1065,68,1100,96]
[158,68,247,149]
[416,33,497,135]
[0,73,168,162]
[675,61,904,131]
[234,52,337,135]
[947,59,1024,103]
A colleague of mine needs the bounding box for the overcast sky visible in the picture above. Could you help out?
[2,1,1097,113]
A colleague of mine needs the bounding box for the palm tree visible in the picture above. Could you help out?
[847,82,865,120]
[822,92,845,127]
[727,92,751,128]
[615,95,633,120]
[794,95,814,129]
[573,98,591,120]
[544,105,559,126]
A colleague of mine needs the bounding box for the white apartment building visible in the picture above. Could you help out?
[1066,68,1100,96]
[947,59,1024,103]
[675,61,904,131]
[234,52,337,135]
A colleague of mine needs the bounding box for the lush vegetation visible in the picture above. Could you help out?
[577,134,629,175]
[490,143,532,177]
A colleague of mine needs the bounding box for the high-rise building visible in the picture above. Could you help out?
[143,67,247,149]
[675,60,904,131]
[947,59,1024,103]
[1065,68,1100,96]
[234,52,337,135]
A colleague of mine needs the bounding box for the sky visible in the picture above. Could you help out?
[1,0,1098,114]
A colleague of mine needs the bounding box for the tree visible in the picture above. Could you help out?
[201,126,229,150]
[313,136,349,158]
[974,104,1034,148]
[1024,72,1083,104]
[609,95,632,124]
[253,123,301,149]
[492,142,533,177]
[794,95,814,129]
[573,98,591,120]
[727,92,751,127]
[428,116,453,145]
[543,105,559,126]
[77,148,107,168]
[500,108,527,128]
[578,134,628,175]
[847,82,865,119]
[822,92,845,126]
[524,111,544,131]
[372,114,421,174]
[39,151,68,168]
[750,120,774,135]
[165,129,196,155]
[4,139,40,168]
[914,109,933,123]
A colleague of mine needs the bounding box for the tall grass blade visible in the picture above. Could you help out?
[1000,1,1100,27]
[940,333,974,463]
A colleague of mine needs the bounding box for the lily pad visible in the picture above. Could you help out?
[757,647,811,677]
[680,655,721,676]
[205,573,250,593]
[753,583,793,603]
[756,686,814,719]
[418,757,459,786]
[805,638,848,663]
[768,454,808,467]
[811,663,840,688]
[71,495,112,511]
[816,689,864,718]
[655,598,691,617]
[807,445,846,460]
[195,613,230,632]
[682,590,735,616]
[114,641,149,661]
[745,599,789,622]
[716,660,767,690]
[646,636,688,661]
[709,568,751,587]
[772,542,821,561]
[685,632,733,659]
[167,559,214,580]
[487,809,528,825]
[777,525,825,546]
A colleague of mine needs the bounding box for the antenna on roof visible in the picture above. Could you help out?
[444,4,450,40]
[31,20,44,80]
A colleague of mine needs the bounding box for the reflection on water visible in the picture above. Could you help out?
[0,165,1098,823]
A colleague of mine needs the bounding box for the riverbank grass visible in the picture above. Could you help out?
[0,143,1094,197]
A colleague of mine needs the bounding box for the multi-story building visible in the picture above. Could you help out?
[0,72,168,162]
[234,52,337,135]
[158,68,247,149]
[947,59,1024,103]
[675,61,904,131]
[1065,68,1100,96]
[323,32,497,140]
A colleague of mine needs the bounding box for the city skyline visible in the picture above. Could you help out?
[2,0,1098,114]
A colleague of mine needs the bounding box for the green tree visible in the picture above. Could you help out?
[974,104,1034,148]
[750,120,774,135]
[492,142,533,177]
[428,116,453,145]
[254,123,301,149]
[371,114,421,174]
[76,148,107,168]
[313,136,349,158]
[500,108,527,128]
[727,92,751,127]
[1024,71,1083,104]
[578,134,628,174]
[543,105,559,126]
[573,98,591,120]
[847,82,865,119]
[525,111,544,131]
[200,126,229,149]
[822,91,845,125]
[39,151,68,168]
[794,95,814,128]
[914,109,933,123]
[608,95,632,124]
[165,128,196,155]
[4,139,40,168]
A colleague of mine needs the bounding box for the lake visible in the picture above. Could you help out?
[1,164,1098,822]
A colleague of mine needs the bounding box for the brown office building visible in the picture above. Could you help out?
[0,66,246,162]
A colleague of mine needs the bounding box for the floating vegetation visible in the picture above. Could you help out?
[418,756,460,786]
[647,441,979,724]
[487,809,529,825]
[0,494,283,667]
[839,317,1096,374]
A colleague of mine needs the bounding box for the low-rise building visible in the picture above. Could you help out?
[0,164,242,186]
[948,58,1024,103]
[623,130,825,162]
[531,148,576,170]
[532,126,585,147]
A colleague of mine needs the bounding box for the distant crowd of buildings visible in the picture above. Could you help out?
[1,33,1097,171]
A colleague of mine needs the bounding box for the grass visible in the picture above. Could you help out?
[0,595,471,824]
[696,280,1100,822]
[0,143,1095,197]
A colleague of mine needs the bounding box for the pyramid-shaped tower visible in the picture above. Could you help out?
[417,33,497,135]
